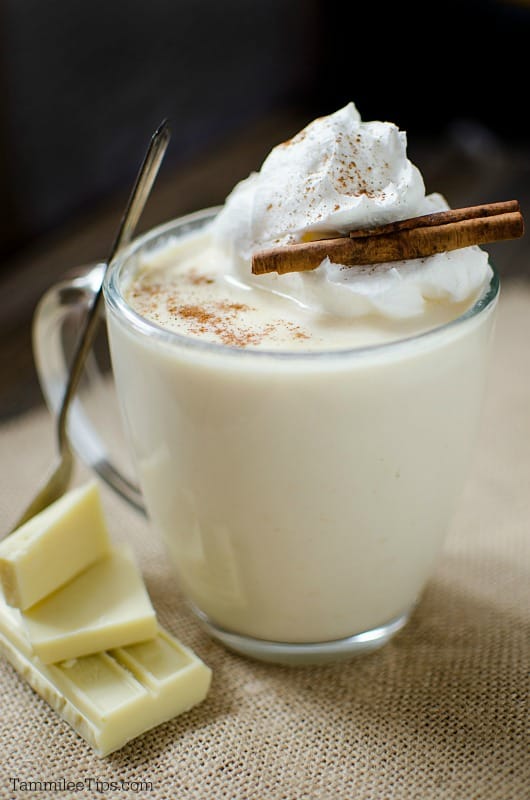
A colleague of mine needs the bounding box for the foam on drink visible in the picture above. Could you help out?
[124,102,492,348]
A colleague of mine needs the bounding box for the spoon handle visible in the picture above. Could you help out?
[56,120,171,455]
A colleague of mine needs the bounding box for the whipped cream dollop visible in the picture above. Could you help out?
[211,102,493,319]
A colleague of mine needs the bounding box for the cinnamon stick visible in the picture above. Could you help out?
[348,200,520,238]
[251,201,524,276]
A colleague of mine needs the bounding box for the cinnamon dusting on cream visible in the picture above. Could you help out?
[128,269,310,349]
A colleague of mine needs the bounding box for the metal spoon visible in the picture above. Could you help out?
[8,119,171,533]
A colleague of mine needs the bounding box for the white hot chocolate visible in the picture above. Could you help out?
[107,104,497,650]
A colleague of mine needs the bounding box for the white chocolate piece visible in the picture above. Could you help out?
[21,545,157,664]
[0,592,211,756]
[0,483,111,610]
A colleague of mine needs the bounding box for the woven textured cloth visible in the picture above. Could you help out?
[0,282,529,800]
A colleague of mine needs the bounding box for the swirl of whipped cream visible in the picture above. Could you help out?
[212,102,493,319]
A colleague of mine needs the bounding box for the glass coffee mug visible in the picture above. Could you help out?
[33,208,499,664]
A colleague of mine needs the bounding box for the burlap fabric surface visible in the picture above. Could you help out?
[0,283,528,800]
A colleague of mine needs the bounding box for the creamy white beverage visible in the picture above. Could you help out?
[105,104,497,659]
[124,228,489,351]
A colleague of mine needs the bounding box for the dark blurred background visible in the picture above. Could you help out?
[1,0,529,417]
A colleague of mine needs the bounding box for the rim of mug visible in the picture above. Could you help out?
[103,206,500,361]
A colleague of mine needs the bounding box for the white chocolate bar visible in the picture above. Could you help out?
[20,544,158,664]
[0,482,111,610]
[0,592,212,756]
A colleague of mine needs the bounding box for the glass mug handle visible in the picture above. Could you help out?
[32,263,147,516]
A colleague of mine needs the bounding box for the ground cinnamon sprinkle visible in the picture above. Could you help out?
[190,275,214,286]
[175,297,310,347]
[170,301,281,347]
[128,270,311,348]
[188,269,215,286]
